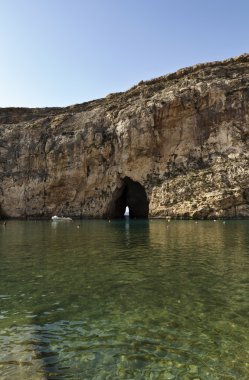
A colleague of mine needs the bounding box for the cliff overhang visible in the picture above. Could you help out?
[1,54,249,219]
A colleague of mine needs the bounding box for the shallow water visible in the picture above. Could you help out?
[0,219,249,379]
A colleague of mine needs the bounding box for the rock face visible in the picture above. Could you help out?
[1,54,249,219]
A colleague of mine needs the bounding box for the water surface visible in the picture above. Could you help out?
[0,220,249,379]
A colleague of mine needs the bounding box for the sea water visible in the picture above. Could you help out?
[0,219,249,379]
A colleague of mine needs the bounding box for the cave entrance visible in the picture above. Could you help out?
[108,177,149,219]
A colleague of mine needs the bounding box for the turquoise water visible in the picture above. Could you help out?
[0,219,249,379]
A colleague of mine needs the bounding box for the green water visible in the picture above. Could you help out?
[0,220,249,380]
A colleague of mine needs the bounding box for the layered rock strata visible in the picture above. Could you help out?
[1,54,249,219]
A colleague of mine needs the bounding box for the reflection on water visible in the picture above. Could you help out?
[0,220,249,379]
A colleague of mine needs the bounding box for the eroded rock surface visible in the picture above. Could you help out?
[1,54,249,219]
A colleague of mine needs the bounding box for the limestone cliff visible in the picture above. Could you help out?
[1,54,249,219]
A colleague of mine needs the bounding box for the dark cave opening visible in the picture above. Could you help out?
[108,177,149,219]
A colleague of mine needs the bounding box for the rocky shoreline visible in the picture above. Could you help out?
[1,54,249,219]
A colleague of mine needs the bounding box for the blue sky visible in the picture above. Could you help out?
[0,0,248,107]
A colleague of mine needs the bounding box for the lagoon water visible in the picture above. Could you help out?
[0,219,249,379]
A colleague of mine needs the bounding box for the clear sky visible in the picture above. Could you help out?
[0,0,248,108]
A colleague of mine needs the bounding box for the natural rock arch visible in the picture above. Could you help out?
[107,177,149,219]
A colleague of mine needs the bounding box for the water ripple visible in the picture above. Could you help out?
[0,220,249,379]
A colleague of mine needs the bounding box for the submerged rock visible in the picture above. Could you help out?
[1,54,249,219]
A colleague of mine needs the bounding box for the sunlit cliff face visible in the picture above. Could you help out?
[0,54,249,219]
